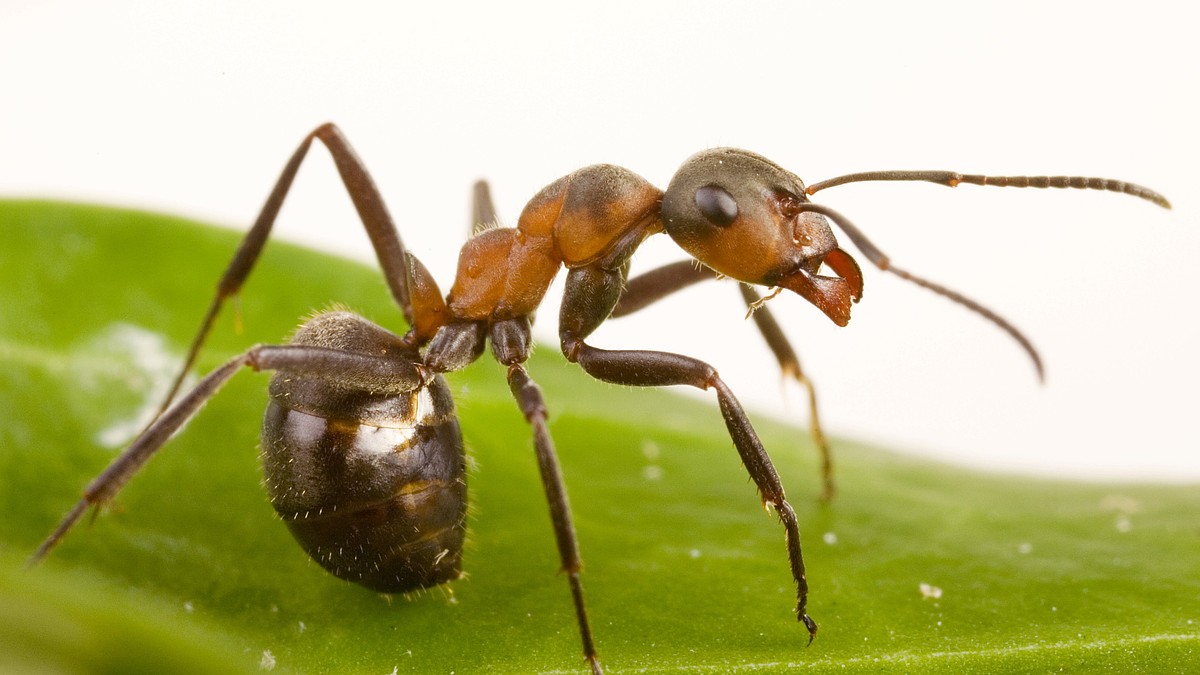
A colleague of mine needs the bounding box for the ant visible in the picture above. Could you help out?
[31,123,1170,674]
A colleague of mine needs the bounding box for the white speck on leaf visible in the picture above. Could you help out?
[259,650,276,671]
[919,582,943,600]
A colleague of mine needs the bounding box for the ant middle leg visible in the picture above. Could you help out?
[32,335,429,563]
[508,363,602,674]
[560,266,818,641]
[421,313,603,669]
[610,260,836,500]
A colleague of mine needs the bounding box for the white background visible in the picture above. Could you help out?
[2,1,1196,481]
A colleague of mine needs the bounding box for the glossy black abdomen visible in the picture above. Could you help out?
[260,312,467,592]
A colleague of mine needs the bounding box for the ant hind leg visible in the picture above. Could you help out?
[152,123,448,423]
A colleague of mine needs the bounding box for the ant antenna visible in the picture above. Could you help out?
[805,170,1172,209]
[793,202,1045,382]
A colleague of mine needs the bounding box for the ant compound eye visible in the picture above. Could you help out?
[695,184,738,227]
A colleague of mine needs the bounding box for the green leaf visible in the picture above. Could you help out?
[1,199,1197,674]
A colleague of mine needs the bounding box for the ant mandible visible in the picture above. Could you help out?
[32,123,1170,674]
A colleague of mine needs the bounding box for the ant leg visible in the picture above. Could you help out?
[569,340,817,640]
[153,123,447,422]
[739,284,834,501]
[611,261,836,500]
[470,179,499,235]
[31,343,427,563]
[560,267,818,642]
[490,317,602,675]
[610,259,711,318]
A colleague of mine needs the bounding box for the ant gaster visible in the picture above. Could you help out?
[32,123,1170,674]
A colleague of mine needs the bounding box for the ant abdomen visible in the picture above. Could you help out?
[261,312,467,592]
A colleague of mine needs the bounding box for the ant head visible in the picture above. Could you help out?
[662,148,863,325]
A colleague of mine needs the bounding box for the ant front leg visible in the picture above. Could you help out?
[611,260,836,501]
[560,265,818,641]
[738,284,834,501]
